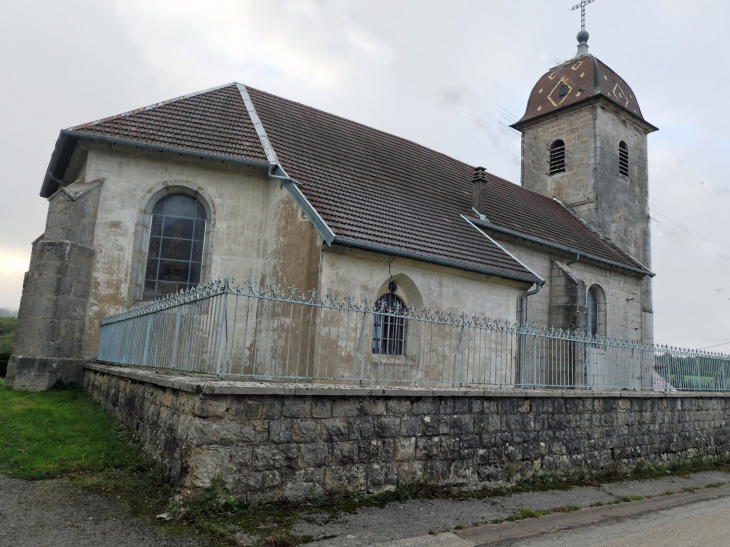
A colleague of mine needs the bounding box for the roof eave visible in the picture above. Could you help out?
[40,130,273,198]
[511,94,658,133]
[470,217,655,278]
[331,237,541,286]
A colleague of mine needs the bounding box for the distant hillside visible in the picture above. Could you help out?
[0,309,18,318]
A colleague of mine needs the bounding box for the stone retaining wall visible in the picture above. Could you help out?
[84,363,730,505]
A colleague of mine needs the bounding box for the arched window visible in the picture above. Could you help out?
[587,285,607,337]
[618,141,629,177]
[549,140,566,175]
[372,285,406,355]
[143,194,207,300]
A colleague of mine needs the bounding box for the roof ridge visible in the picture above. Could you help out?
[68,82,239,131]
[246,85,473,171]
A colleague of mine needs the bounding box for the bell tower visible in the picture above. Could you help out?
[511,30,658,344]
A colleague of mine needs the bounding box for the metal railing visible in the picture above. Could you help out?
[97,277,730,391]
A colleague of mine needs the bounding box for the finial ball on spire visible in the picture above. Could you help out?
[577,29,589,44]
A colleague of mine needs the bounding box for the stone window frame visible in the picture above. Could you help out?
[587,284,607,337]
[371,273,424,361]
[128,183,215,305]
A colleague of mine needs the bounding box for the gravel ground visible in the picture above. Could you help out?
[0,474,207,547]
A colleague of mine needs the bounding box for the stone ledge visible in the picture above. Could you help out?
[84,362,730,399]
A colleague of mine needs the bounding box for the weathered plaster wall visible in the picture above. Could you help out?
[320,245,526,322]
[314,246,529,384]
[79,142,322,361]
[85,364,730,505]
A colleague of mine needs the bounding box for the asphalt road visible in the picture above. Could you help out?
[508,494,730,547]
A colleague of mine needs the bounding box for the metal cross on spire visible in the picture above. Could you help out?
[570,0,595,30]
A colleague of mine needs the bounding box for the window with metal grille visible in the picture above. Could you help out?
[619,141,629,177]
[143,194,206,300]
[549,140,566,175]
[372,288,406,355]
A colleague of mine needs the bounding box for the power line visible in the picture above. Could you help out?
[700,341,730,350]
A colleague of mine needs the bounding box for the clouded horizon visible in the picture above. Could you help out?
[1,0,728,350]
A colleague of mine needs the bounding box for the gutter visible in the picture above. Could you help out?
[331,237,541,286]
[470,217,655,278]
[518,281,544,387]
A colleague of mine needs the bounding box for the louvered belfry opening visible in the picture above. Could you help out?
[549,140,566,175]
[619,141,629,177]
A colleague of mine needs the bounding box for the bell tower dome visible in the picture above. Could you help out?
[511,31,658,343]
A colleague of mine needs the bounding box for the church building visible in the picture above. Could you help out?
[7,30,655,391]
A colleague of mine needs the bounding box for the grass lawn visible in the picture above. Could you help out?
[0,377,143,479]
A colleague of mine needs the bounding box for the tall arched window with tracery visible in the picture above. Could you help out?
[143,194,207,300]
[372,285,406,355]
[549,139,566,175]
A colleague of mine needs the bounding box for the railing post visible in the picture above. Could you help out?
[459,314,465,387]
[695,353,701,392]
[214,277,230,381]
[170,305,182,373]
[588,342,593,389]
[142,314,153,370]
[359,309,368,384]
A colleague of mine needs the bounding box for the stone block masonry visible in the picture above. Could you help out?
[84,363,730,506]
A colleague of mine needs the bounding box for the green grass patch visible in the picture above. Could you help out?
[505,508,549,521]
[0,377,143,479]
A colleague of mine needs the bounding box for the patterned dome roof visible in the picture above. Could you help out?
[514,54,644,126]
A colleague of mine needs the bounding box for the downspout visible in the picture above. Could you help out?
[519,280,545,387]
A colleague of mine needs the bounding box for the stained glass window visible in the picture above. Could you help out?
[143,195,206,300]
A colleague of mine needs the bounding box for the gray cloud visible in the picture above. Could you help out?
[1,0,728,350]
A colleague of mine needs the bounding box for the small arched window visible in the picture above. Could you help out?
[587,285,607,337]
[372,286,406,355]
[619,141,629,177]
[549,140,566,175]
[143,194,207,300]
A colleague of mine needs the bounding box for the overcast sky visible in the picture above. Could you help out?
[1,0,728,350]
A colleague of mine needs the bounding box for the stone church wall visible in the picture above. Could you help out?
[85,364,730,505]
[496,238,643,341]
[69,141,323,362]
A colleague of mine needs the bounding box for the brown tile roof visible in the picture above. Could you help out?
[68,84,268,164]
[46,82,651,282]
[470,173,648,271]
[515,55,646,126]
[245,87,539,282]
